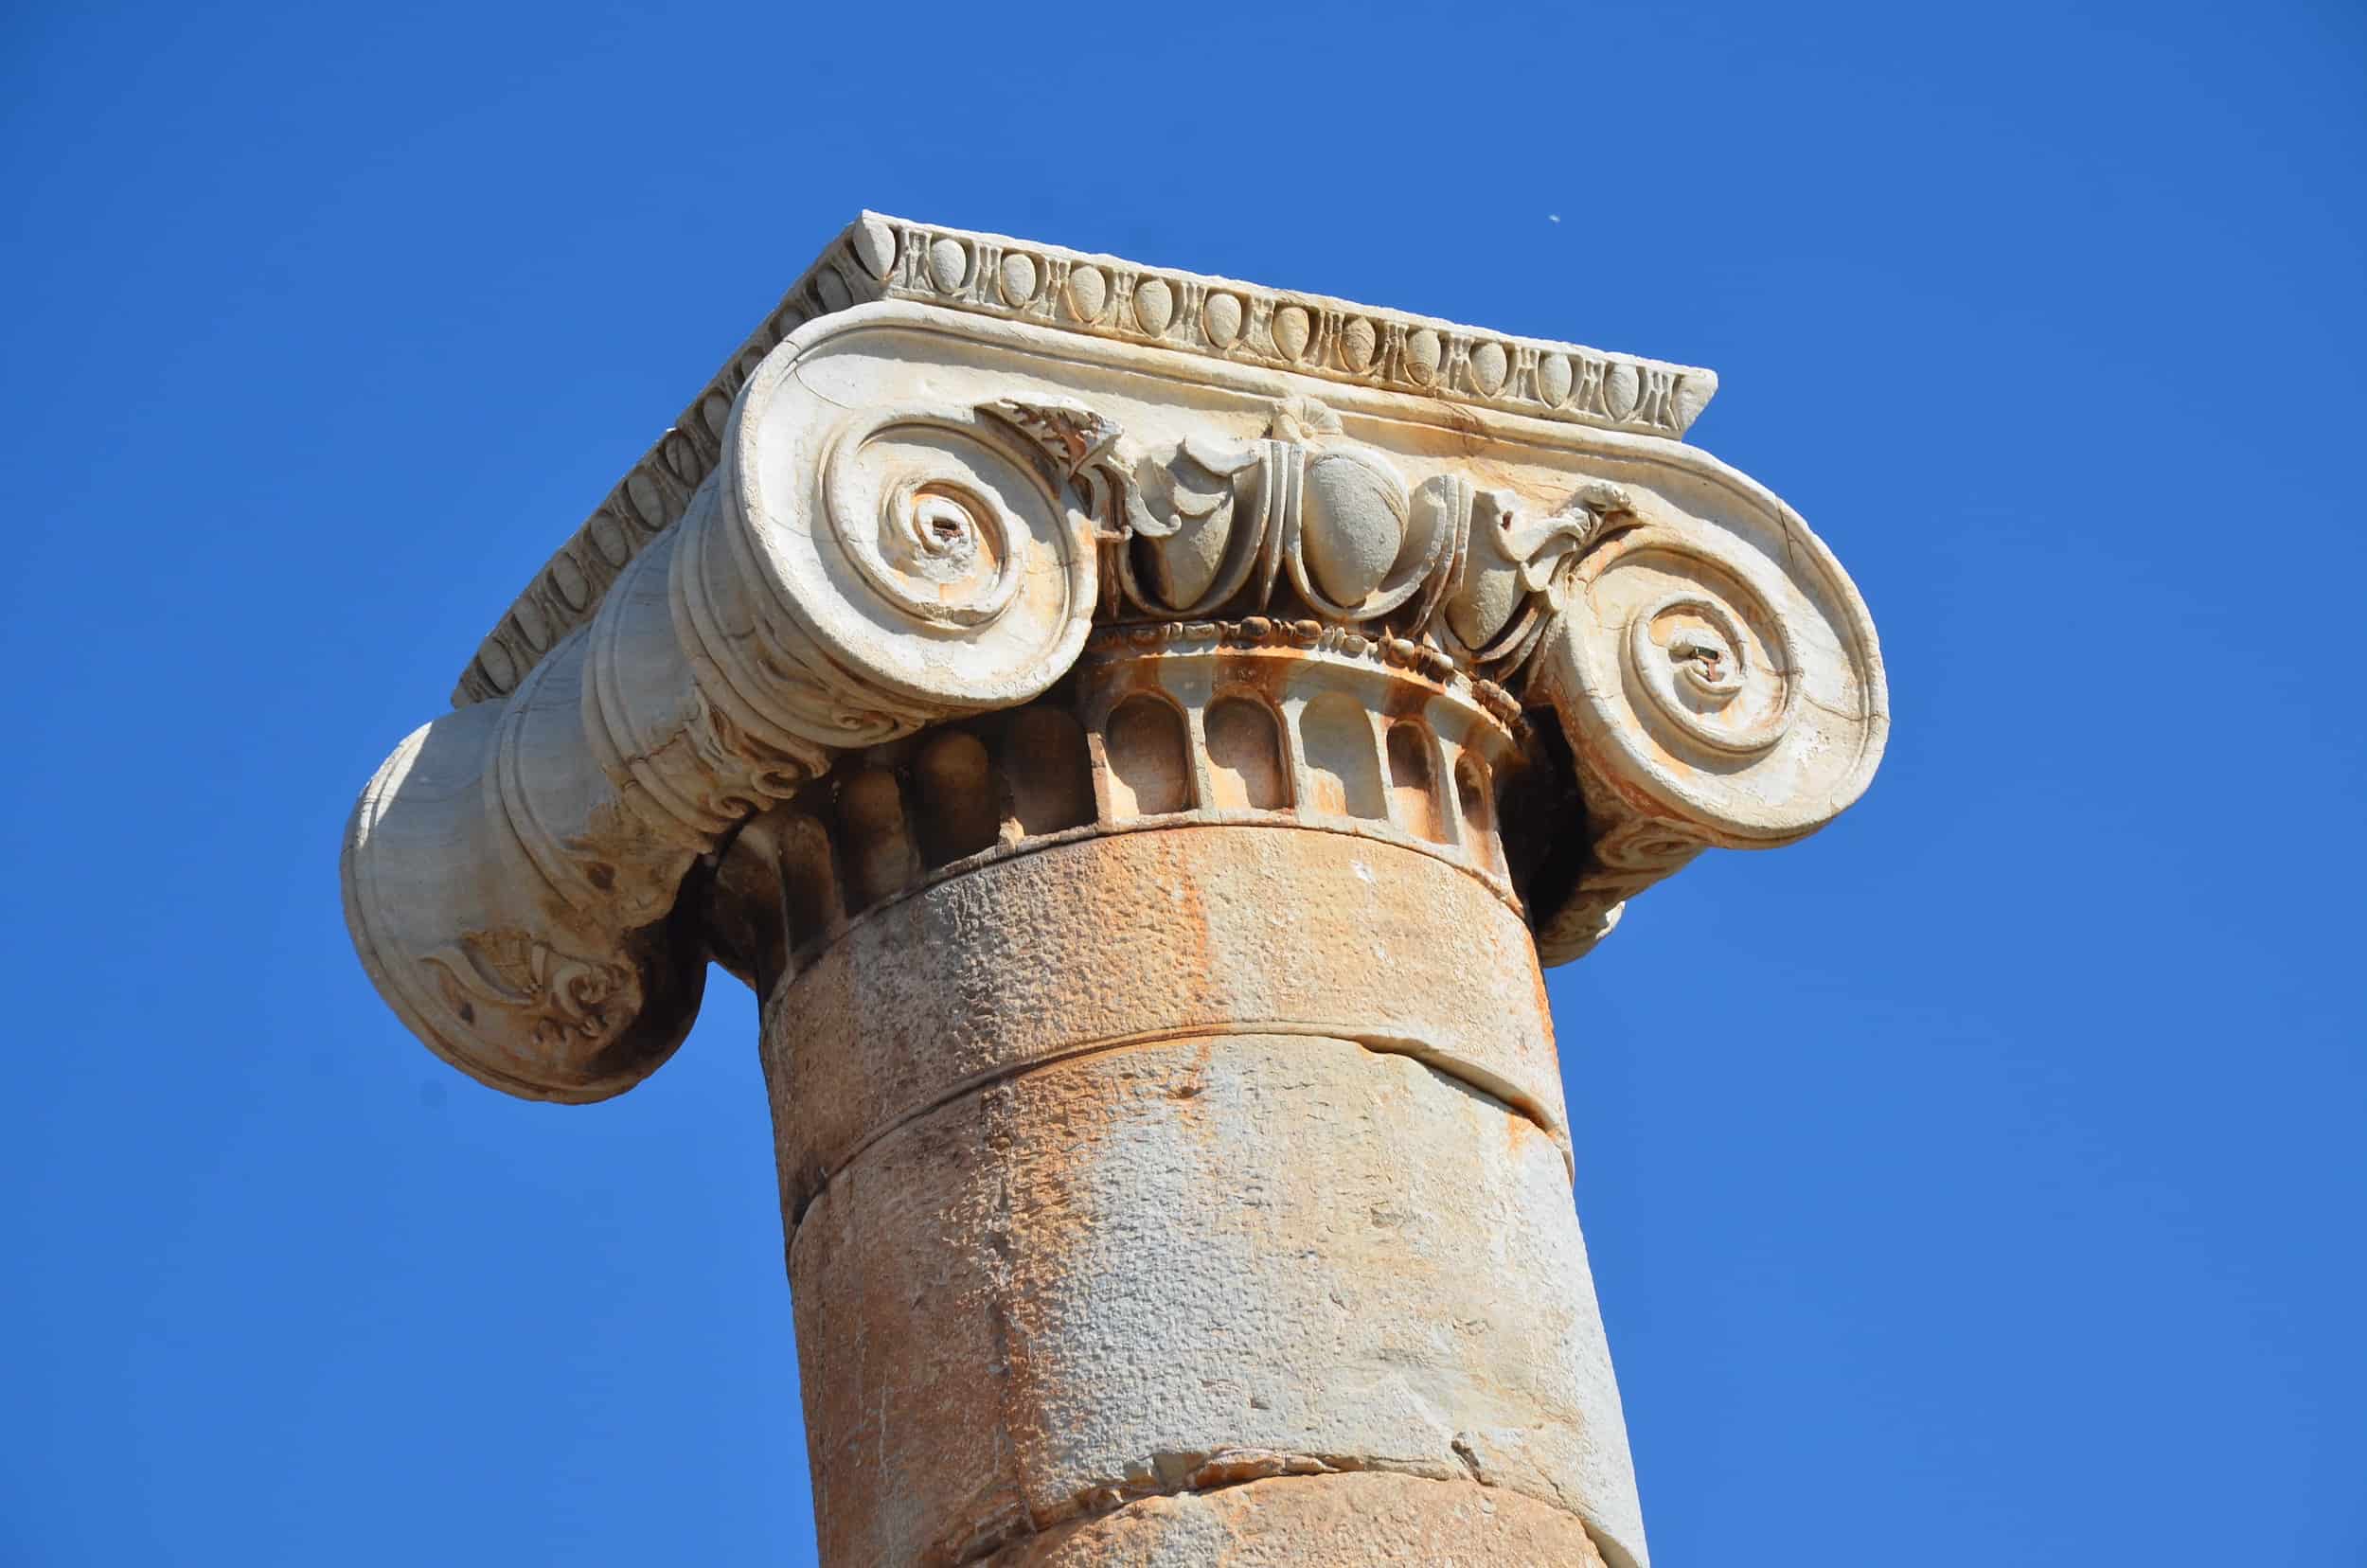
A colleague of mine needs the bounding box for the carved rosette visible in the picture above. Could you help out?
[347,277,1885,1096]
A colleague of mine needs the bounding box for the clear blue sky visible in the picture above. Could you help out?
[4,2,2360,1562]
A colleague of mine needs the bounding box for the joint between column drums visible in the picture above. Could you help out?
[940,1461,1623,1568]
[792,1019,1572,1232]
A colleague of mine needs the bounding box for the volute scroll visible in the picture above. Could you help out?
[1526,490,1888,962]
[342,334,1110,1101]
[709,365,1104,726]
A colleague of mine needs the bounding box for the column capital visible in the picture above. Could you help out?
[344,214,1885,1100]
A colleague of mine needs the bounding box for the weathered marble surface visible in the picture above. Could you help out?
[340,214,1889,1568]
[796,1031,1635,1565]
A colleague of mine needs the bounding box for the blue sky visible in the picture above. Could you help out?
[3,1,2361,1562]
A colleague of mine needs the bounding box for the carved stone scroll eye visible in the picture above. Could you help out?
[1541,517,1884,848]
[825,419,1029,630]
[1626,586,1798,757]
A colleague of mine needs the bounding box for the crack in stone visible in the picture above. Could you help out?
[944,1451,1615,1567]
[940,1450,1415,1566]
[793,1023,1570,1244]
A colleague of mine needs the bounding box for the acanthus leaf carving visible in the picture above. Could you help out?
[1529,766,1716,965]
[422,931,642,1053]
[977,398,1126,484]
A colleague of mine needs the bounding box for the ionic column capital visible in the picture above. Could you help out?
[344,216,1886,1097]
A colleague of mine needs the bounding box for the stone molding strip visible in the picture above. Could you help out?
[751,808,1539,979]
[762,827,1574,1217]
[454,212,1717,707]
[1084,617,1530,734]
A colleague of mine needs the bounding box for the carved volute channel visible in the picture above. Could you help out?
[701,622,1566,1004]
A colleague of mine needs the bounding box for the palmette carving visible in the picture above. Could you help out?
[422,933,639,1052]
[1446,478,1628,661]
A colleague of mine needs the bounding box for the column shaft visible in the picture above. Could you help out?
[769,829,1644,1568]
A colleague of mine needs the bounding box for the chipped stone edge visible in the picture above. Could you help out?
[936,1448,1626,1568]
[451,212,1719,708]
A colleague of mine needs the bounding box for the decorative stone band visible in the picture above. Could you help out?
[453,214,1717,709]
[347,294,1883,1097]
[848,215,1715,434]
[703,627,1535,998]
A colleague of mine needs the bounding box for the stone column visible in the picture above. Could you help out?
[342,216,1887,1568]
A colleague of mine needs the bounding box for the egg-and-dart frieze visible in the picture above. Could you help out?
[839,216,1712,437]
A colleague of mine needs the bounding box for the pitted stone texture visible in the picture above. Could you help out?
[763,827,1570,1213]
[787,1034,1645,1568]
[982,1471,1610,1566]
